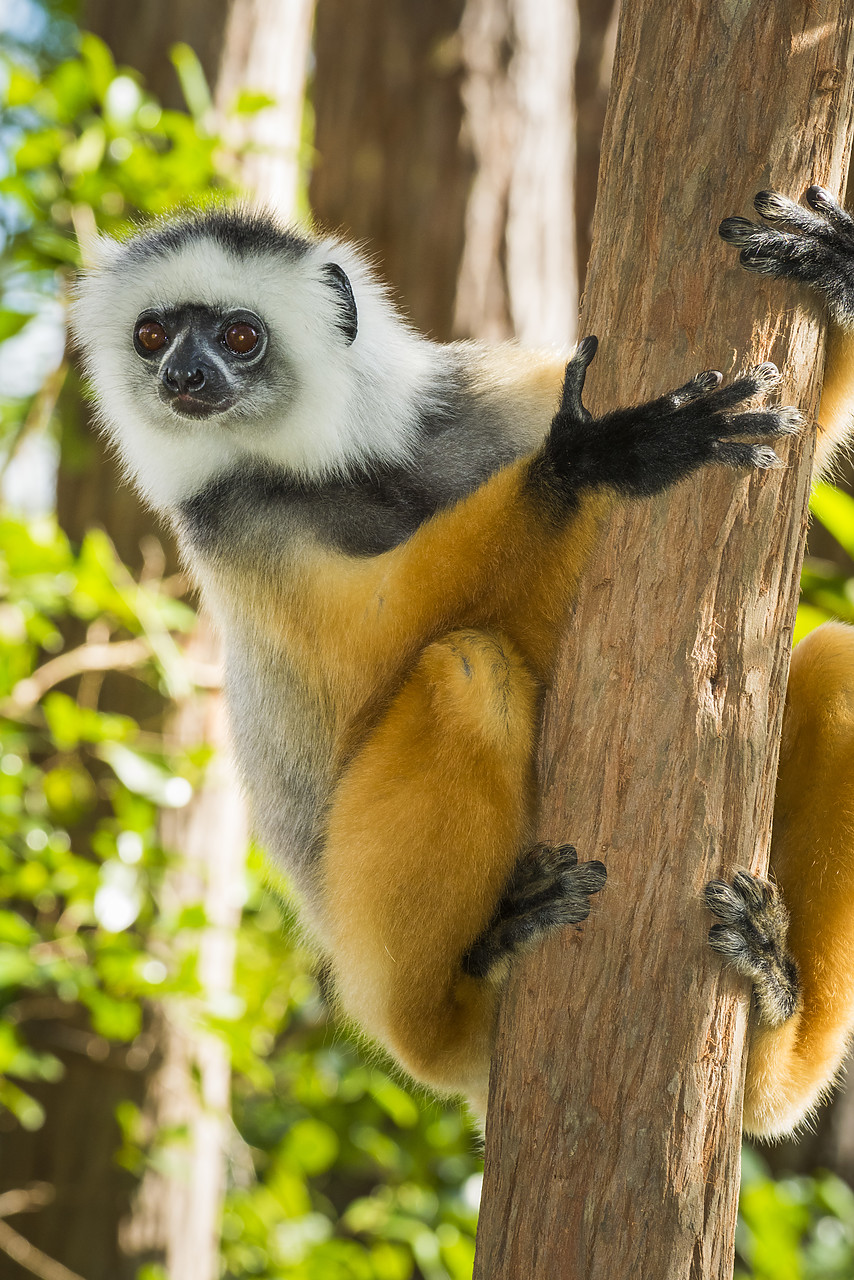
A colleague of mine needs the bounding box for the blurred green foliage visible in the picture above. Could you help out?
[0,514,199,1129]
[2,11,854,1280]
[737,1146,854,1280]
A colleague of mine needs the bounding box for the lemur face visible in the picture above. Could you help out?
[70,209,434,509]
[132,303,269,420]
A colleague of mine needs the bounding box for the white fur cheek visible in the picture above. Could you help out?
[85,350,241,512]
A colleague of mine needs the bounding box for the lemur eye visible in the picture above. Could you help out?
[224,322,259,354]
[136,320,168,352]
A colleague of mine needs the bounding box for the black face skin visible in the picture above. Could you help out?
[133,303,269,419]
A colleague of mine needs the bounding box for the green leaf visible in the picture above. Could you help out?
[232,89,277,116]
[43,765,97,820]
[810,482,854,559]
[99,743,191,807]
[0,1079,45,1130]
[61,121,106,175]
[0,947,37,988]
[0,910,37,946]
[43,691,137,750]
[0,311,34,342]
[170,43,212,121]
[80,989,142,1041]
[78,33,117,103]
[279,1118,340,1176]
[5,66,40,107]
[794,603,832,645]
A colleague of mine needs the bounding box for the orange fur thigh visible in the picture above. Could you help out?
[321,628,541,1100]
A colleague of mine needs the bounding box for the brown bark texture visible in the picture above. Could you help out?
[474,4,854,1279]
[81,0,230,110]
[574,0,617,289]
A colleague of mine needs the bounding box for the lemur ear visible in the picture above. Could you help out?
[322,263,358,345]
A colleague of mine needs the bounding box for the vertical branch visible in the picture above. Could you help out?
[120,625,246,1280]
[475,3,854,1277]
[311,0,578,345]
[214,0,315,217]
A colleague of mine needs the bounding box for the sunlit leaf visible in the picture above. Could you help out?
[811,482,854,559]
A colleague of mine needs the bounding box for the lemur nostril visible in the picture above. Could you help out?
[164,366,206,394]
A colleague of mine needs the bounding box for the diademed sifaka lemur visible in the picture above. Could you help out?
[69,185,854,1134]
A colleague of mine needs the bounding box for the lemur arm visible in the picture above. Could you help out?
[270,343,798,717]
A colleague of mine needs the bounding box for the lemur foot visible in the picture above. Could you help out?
[720,187,854,323]
[531,337,802,505]
[705,871,801,1026]
[461,843,606,980]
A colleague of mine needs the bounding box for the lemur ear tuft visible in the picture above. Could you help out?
[322,263,358,345]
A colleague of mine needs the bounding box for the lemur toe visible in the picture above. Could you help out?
[722,188,854,319]
[461,842,606,980]
[705,872,801,1026]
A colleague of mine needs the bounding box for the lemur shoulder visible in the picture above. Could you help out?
[72,186,854,1134]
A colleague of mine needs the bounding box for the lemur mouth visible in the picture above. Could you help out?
[167,393,234,419]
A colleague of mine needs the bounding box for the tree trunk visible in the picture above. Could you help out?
[474,3,854,1278]
[117,624,246,1280]
[574,0,617,290]
[311,0,578,346]
[214,0,314,217]
[81,0,230,110]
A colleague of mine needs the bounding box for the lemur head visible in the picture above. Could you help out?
[71,208,433,511]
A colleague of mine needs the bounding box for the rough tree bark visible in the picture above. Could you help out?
[574,0,617,290]
[474,3,854,1278]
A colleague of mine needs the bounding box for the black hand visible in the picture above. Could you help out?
[530,340,800,506]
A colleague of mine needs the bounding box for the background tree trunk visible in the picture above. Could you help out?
[311,0,578,346]
[214,0,315,217]
[474,4,854,1278]
[574,0,617,291]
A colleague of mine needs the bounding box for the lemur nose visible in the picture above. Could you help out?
[163,365,206,394]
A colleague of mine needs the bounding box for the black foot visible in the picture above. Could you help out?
[530,337,801,508]
[705,871,801,1026]
[462,843,606,980]
[720,186,854,323]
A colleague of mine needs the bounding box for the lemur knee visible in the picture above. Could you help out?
[418,630,540,746]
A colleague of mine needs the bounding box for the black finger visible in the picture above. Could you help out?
[559,335,598,419]
[699,363,779,412]
[711,441,781,469]
[665,369,722,408]
[805,186,854,237]
[752,190,839,244]
[714,408,802,438]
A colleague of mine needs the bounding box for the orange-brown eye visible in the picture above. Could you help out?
[137,320,168,352]
[224,322,259,354]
